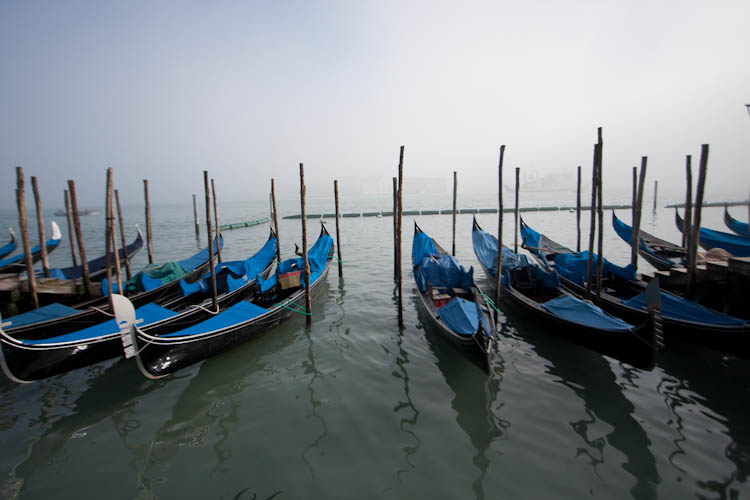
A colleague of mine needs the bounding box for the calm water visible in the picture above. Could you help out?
[0,192,748,499]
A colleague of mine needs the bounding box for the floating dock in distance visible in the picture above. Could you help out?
[666,200,749,208]
[282,205,636,220]
[218,217,270,231]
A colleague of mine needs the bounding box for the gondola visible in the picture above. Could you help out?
[675,209,750,257]
[0,228,17,259]
[520,218,750,357]
[0,221,62,274]
[723,205,750,237]
[411,223,494,360]
[0,231,277,383]
[2,235,224,339]
[42,227,144,281]
[472,218,659,369]
[112,223,334,379]
[612,211,686,270]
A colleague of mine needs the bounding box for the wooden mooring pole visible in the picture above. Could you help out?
[299,163,312,326]
[632,157,648,269]
[211,179,222,264]
[632,166,637,226]
[104,170,114,305]
[514,167,520,254]
[63,189,78,267]
[653,180,658,212]
[576,165,581,252]
[585,144,598,300]
[452,171,457,256]
[397,146,405,328]
[595,129,604,302]
[16,167,38,308]
[30,176,50,277]
[203,171,218,311]
[495,145,505,309]
[271,179,281,263]
[192,194,200,237]
[115,189,132,280]
[393,177,398,278]
[108,171,123,294]
[334,179,343,278]
[143,179,154,264]
[687,145,709,299]
[67,180,91,295]
[682,156,693,249]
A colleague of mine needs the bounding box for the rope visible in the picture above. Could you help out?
[88,306,115,317]
[274,299,311,315]
[479,292,501,314]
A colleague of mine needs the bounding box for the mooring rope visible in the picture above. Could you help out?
[275,299,311,315]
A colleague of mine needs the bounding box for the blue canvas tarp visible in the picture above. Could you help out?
[437,297,480,336]
[3,303,79,329]
[412,231,439,268]
[275,232,333,289]
[622,290,748,326]
[162,300,268,337]
[553,251,636,287]
[541,295,634,331]
[471,226,516,278]
[414,254,474,292]
[695,226,750,257]
[725,208,750,237]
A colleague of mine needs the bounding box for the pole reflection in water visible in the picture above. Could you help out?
[300,323,329,480]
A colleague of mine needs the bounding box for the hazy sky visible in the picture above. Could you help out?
[2,0,749,209]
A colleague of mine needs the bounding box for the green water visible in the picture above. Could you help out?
[0,198,748,499]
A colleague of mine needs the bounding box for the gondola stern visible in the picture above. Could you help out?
[111,294,165,380]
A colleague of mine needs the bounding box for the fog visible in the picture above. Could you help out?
[2,0,749,211]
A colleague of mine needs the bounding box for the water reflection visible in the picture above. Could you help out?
[510,312,659,499]
[656,344,750,498]
[327,276,350,357]
[0,359,164,498]
[423,315,508,500]
[300,324,328,480]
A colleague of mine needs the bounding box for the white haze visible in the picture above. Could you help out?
[1,0,749,211]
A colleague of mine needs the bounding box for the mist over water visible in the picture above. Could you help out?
[0,193,748,499]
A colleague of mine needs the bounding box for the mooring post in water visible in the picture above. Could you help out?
[632,157,648,269]
[114,189,131,280]
[143,179,154,264]
[585,144,598,300]
[393,176,398,278]
[576,165,581,252]
[514,167,520,254]
[452,171,457,257]
[203,171,218,311]
[397,146,405,328]
[495,145,505,309]
[67,180,91,295]
[30,176,50,278]
[334,179,343,278]
[682,156,693,249]
[299,163,312,326]
[104,169,118,305]
[63,189,78,267]
[211,179,222,264]
[271,179,281,263]
[687,145,709,299]
[632,166,637,226]
[595,129,604,302]
[107,170,123,294]
[192,194,200,237]
[653,180,658,213]
[16,167,38,308]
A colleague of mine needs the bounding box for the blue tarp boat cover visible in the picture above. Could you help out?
[20,302,178,345]
[162,300,268,337]
[695,225,750,257]
[622,289,748,326]
[554,251,636,287]
[541,295,634,331]
[472,225,558,289]
[437,297,480,336]
[725,208,750,236]
[0,235,60,268]
[193,236,278,295]
[3,303,79,329]
[177,236,224,274]
[414,254,474,292]
[275,233,333,289]
[412,231,439,267]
